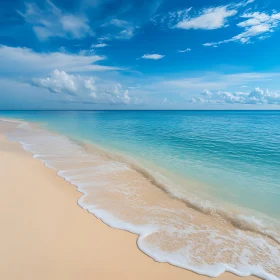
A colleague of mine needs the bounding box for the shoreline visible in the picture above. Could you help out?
[0,133,257,280]
[0,118,276,280]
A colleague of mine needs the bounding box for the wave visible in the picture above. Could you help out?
[1,118,280,280]
[81,141,280,245]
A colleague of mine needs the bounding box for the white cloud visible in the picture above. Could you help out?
[60,15,91,38]
[32,69,88,96]
[142,54,164,60]
[0,45,121,74]
[204,11,280,46]
[201,89,212,96]
[237,12,271,27]
[152,1,256,31]
[116,28,135,39]
[109,83,131,104]
[235,0,255,8]
[31,70,131,104]
[92,43,109,48]
[233,23,271,41]
[151,8,193,28]
[175,6,237,30]
[18,1,93,40]
[191,88,280,104]
[203,42,215,47]
[178,48,191,53]
[108,19,130,28]
[101,18,136,40]
[160,72,280,93]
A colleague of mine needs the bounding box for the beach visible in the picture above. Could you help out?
[0,128,260,280]
[2,0,280,277]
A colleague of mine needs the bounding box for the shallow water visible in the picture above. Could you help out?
[0,111,280,279]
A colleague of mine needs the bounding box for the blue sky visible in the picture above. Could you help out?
[1,0,280,109]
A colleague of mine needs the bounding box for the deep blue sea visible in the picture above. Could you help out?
[1,110,280,279]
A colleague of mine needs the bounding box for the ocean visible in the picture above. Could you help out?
[0,110,279,279]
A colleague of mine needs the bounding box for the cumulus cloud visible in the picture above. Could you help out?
[201,89,212,96]
[142,54,164,60]
[191,88,280,104]
[178,48,191,53]
[31,70,131,104]
[18,1,93,40]
[176,6,237,30]
[204,11,280,46]
[0,45,121,74]
[32,69,89,96]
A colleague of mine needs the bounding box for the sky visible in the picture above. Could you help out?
[1,0,280,110]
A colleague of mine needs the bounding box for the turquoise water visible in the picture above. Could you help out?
[1,110,280,220]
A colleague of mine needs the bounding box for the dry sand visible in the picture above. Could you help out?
[0,135,258,280]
